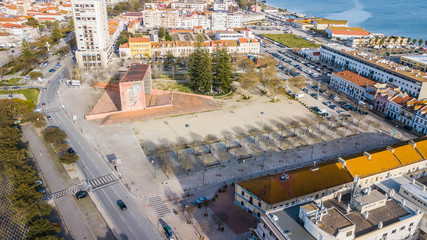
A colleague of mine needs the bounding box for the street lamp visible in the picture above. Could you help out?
[185,123,190,146]
[260,112,265,131]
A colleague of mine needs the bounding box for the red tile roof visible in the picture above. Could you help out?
[129,37,150,43]
[333,70,376,87]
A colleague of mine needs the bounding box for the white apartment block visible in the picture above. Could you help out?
[178,14,211,30]
[211,11,243,31]
[321,45,427,100]
[72,0,113,69]
[142,9,179,29]
[214,31,244,40]
[170,2,207,12]
[213,0,238,11]
[330,70,376,101]
[237,38,259,54]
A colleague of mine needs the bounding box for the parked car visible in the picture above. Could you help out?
[49,68,56,72]
[36,186,46,194]
[42,103,46,107]
[68,147,75,154]
[75,190,88,200]
[116,199,127,211]
[36,180,43,186]
[322,101,331,106]
[328,105,337,110]
[47,115,52,120]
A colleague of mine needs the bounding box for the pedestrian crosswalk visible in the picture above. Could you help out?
[42,185,82,201]
[148,196,171,217]
[88,173,118,190]
[43,107,61,113]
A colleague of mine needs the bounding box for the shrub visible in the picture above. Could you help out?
[59,153,79,164]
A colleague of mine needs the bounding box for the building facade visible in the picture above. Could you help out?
[72,0,113,68]
[129,37,151,58]
[320,45,427,100]
[330,70,376,101]
[142,9,179,29]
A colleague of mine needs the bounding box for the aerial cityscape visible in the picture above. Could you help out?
[1,0,427,239]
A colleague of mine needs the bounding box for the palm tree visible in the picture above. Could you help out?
[413,39,417,45]
[419,39,424,46]
[407,38,412,46]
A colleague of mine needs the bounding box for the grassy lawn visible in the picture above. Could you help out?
[0,78,24,86]
[262,34,321,48]
[152,80,192,93]
[0,88,40,103]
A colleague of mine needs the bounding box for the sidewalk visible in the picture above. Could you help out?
[22,124,96,240]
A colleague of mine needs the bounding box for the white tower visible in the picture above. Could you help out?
[71,0,113,69]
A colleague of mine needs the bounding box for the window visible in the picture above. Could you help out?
[241,191,245,197]
[346,231,352,237]
[257,212,260,218]
[382,233,387,237]
[409,222,414,227]
[400,226,405,230]
[241,201,244,206]
[392,229,396,234]
[258,202,262,208]
[249,197,253,204]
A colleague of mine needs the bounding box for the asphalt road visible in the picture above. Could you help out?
[40,57,162,240]
[22,124,94,240]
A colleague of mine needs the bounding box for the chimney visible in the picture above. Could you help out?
[363,151,371,160]
[378,221,383,229]
[387,146,394,153]
[409,140,416,148]
[364,211,369,219]
[338,157,346,167]
[346,204,351,213]
[337,193,342,202]
[412,178,416,185]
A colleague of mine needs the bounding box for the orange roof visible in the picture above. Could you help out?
[390,94,413,106]
[129,37,150,43]
[238,38,247,43]
[333,70,376,87]
[0,18,19,22]
[414,138,427,159]
[238,162,353,205]
[328,26,369,36]
[119,42,129,48]
[61,4,71,7]
[169,29,192,33]
[392,144,424,166]
[0,23,26,28]
[193,26,202,29]
[344,150,402,178]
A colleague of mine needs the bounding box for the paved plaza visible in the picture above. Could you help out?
[58,82,415,240]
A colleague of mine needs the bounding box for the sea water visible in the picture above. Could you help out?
[267,0,427,40]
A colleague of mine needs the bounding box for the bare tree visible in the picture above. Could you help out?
[248,128,262,145]
[156,144,174,174]
[189,139,202,155]
[184,204,195,224]
[238,67,259,99]
[212,213,227,231]
[202,200,210,216]
[288,120,300,135]
[203,134,218,153]
[275,122,286,137]
[179,152,194,172]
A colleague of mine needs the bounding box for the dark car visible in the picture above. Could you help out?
[49,68,56,72]
[36,186,46,194]
[67,147,75,154]
[75,190,88,200]
[42,103,46,107]
[117,199,127,211]
[47,115,52,120]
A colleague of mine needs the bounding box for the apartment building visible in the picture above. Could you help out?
[129,37,151,58]
[211,11,243,30]
[178,14,211,30]
[330,70,376,101]
[170,2,207,12]
[72,0,113,68]
[320,45,427,99]
[213,0,238,11]
[142,9,179,29]
[401,55,427,72]
[236,138,427,219]
[237,38,259,54]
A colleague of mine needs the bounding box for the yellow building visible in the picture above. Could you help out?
[400,55,427,72]
[235,137,427,219]
[129,37,151,58]
[235,161,354,218]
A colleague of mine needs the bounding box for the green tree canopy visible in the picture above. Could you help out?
[29,71,43,80]
[188,47,213,93]
[212,48,232,93]
[59,152,79,164]
[26,17,39,28]
[165,33,172,41]
[158,27,166,40]
[51,21,63,42]
[42,127,68,144]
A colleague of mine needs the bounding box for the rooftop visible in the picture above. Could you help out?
[414,137,427,159]
[333,70,376,87]
[313,207,354,236]
[327,26,369,36]
[120,63,150,83]
[314,19,348,25]
[323,45,427,83]
[264,206,316,240]
[392,143,424,166]
[401,55,427,65]
[238,162,353,205]
[323,194,410,237]
[352,189,385,206]
[344,149,402,178]
[129,37,150,43]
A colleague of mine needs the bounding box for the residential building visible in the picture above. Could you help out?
[211,11,243,30]
[374,87,400,113]
[170,2,207,12]
[119,42,130,58]
[237,38,259,54]
[0,32,21,47]
[249,5,261,13]
[178,14,211,30]
[129,37,151,58]
[320,45,427,99]
[414,106,427,134]
[291,19,314,30]
[298,48,321,61]
[400,55,427,72]
[214,30,244,40]
[385,93,413,120]
[325,26,370,39]
[142,9,179,29]
[122,12,143,23]
[399,178,427,211]
[108,17,125,43]
[127,19,140,34]
[213,0,238,12]
[330,70,376,101]
[242,13,265,24]
[236,138,427,219]
[72,0,113,68]
[312,19,347,30]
